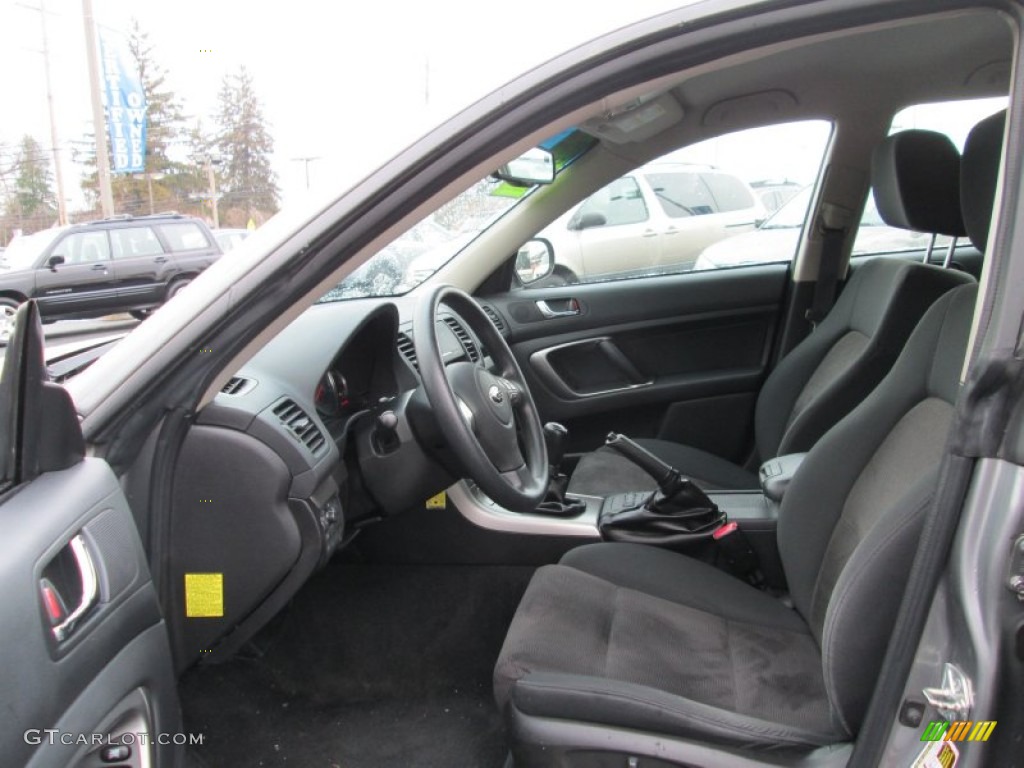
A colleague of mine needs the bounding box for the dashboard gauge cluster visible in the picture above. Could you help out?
[314,371,348,418]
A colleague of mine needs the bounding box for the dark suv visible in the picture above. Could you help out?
[0,213,222,335]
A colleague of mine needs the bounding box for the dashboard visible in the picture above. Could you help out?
[168,294,505,666]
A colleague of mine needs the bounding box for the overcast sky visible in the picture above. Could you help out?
[1,0,692,213]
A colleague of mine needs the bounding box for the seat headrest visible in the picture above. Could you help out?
[871,129,966,237]
[961,109,1006,252]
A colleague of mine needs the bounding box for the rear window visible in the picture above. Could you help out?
[157,222,212,252]
[110,227,165,259]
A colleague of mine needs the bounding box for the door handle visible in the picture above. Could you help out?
[536,299,580,318]
[154,256,169,263]
[642,229,658,238]
[90,263,108,271]
[51,535,99,642]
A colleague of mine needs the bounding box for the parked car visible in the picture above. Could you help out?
[401,163,766,288]
[212,227,252,252]
[750,179,804,212]
[538,162,766,282]
[0,213,221,335]
[693,185,943,270]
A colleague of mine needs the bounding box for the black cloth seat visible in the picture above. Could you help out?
[568,130,971,495]
[494,113,1002,764]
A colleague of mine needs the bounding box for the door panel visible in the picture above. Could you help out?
[0,302,179,768]
[2,461,180,768]
[485,264,788,458]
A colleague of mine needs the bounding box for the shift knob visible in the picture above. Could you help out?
[543,422,568,468]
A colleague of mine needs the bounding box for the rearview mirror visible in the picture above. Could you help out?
[47,255,65,271]
[515,239,555,285]
[494,148,555,186]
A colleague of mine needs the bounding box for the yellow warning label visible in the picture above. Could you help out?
[185,573,224,617]
[425,491,447,509]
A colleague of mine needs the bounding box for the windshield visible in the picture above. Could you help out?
[319,129,596,301]
[321,177,523,301]
[0,228,64,271]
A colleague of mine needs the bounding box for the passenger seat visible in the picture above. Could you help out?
[568,130,974,495]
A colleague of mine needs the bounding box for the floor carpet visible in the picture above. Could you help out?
[179,562,534,767]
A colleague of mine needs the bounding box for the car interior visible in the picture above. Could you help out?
[4,3,1020,768]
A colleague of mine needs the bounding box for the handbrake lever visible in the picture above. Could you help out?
[604,432,686,497]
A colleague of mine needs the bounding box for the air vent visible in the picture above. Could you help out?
[481,305,506,332]
[221,376,252,396]
[396,332,418,371]
[272,399,326,455]
[443,316,480,362]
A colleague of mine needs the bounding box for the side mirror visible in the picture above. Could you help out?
[568,212,607,231]
[514,239,555,285]
[47,255,65,272]
[494,148,555,186]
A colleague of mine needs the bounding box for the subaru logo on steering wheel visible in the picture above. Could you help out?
[488,385,504,404]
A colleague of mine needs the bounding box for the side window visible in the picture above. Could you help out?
[853,96,1007,260]
[53,232,111,265]
[569,177,648,229]
[157,222,212,252]
[110,227,165,259]
[523,120,833,287]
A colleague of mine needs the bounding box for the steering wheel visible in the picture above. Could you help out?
[414,285,549,512]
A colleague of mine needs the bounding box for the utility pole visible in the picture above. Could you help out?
[290,156,321,191]
[17,0,68,225]
[36,0,68,225]
[206,157,219,229]
[82,0,114,217]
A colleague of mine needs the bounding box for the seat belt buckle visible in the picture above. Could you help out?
[712,522,765,587]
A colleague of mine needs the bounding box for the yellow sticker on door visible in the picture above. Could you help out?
[425,491,447,509]
[185,573,224,617]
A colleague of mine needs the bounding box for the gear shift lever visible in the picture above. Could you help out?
[600,432,725,540]
[543,422,568,471]
[533,422,585,517]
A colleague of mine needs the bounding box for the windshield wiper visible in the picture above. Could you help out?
[652,189,696,217]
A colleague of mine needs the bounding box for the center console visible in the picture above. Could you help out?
[451,428,806,589]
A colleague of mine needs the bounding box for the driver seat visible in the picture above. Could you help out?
[493,113,1001,765]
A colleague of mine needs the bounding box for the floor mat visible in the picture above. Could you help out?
[179,562,534,767]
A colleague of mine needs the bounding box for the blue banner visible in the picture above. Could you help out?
[99,29,147,174]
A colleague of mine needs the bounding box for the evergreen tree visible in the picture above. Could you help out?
[215,66,279,224]
[1,135,57,237]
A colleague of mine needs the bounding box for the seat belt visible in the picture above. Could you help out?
[804,202,850,327]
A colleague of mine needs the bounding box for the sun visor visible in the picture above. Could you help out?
[583,92,684,144]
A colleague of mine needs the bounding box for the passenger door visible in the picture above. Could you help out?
[0,302,181,768]
[482,120,833,461]
[484,265,790,462]
[34,231,118,317]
